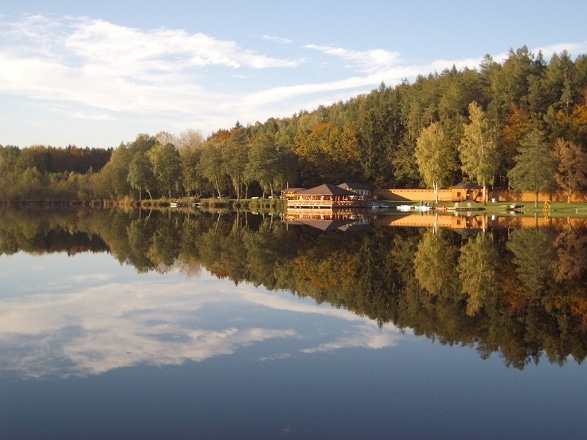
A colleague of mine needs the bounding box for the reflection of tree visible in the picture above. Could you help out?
[243,216,296,289]
[0,207,108,255]
[506,228,556,298]
[457,233,499,316]
[126,217,156,272]
[414,229,459,296]
[147,220,181,270]
[552,223,587,281]
[2,207,587,369]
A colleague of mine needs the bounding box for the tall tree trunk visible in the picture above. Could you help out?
[482,183,487,205]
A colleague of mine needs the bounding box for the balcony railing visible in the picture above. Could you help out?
[287,199,365,208]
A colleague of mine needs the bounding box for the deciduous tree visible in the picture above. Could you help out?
[128,151,156,200]
[552,138,587,203]
[458,102,500,203]
[148,143,181,198]
[415,122,457,202]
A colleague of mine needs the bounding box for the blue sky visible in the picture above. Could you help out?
[1,0,586,148]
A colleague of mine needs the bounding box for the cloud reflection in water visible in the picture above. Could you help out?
[0,255,404,378]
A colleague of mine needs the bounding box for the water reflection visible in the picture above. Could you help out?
[0,251,401,379]
[1,206,586,371]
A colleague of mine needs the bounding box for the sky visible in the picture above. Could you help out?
[1,0,586,149]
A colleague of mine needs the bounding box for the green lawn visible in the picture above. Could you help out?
[475,201,587,218]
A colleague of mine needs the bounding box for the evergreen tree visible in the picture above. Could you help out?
[508,127,557,207]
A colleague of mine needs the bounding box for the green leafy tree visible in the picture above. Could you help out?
[458,102,500,203]
[148,143,182,198]
[222,127,249,200]
[128,151,156,200]
[179,145,203,197]
[415,122,457,202]
[99,143,133,199]
[508,128,557,207]
[198,138,226,197]
[14,167,47,201]
[246,133,280,198]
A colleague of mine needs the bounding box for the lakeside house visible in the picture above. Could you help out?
[285,183,366,210]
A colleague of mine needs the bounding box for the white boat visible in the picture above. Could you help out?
[396,205,412,212]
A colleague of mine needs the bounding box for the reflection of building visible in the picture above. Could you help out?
[372,213,587,231]
[372,213,487,231]
[284,211,370,231]
[285,184,366,209]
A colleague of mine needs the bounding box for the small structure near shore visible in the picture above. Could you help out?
[285,184,365,210]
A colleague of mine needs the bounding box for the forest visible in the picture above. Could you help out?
[1,46,587,204]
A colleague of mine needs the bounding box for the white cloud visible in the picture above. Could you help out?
[305,44,402,73]
[0,14,302,122]
[3,13,584,147]
[262,34,294,45]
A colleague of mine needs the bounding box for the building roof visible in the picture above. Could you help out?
[338,182,371,190]
[452,182,482,189]
[297,183,358,196]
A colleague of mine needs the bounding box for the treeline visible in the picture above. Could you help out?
[0,145,112,203]
[2,46,587,203]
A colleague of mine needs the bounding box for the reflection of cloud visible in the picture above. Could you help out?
[70,273,113,283]
[0,269,404,378]
[301,324,400,354]
[259,353,292,362]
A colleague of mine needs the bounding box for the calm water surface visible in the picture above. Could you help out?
[0,209,586,439]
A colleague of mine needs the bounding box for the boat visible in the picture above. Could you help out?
[505,203,524,213]
[366,202,387,210]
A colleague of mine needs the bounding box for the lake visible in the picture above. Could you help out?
[0,207,586,439]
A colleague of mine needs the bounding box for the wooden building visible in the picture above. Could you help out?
[286,184,365,209]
